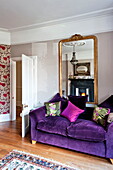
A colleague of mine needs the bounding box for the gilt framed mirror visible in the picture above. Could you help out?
[58,34,98,104]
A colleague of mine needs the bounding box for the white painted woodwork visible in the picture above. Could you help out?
[10,60,16,121]
[21,54,37,137]
[22,54,33,110]
[0,114,12,123]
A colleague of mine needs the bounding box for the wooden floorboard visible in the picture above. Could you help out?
[0,117,113,170]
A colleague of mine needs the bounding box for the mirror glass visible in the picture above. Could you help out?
[59,34,98,104]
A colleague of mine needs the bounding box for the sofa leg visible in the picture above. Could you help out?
[110,159,113,164]
[32,140,36,144]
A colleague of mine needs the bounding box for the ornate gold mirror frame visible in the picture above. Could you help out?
[58,34,98,104]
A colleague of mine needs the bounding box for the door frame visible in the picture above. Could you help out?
[10,55,37,116]
[10,57,22,121]
[0,57,22,122]
[10,55,37,138]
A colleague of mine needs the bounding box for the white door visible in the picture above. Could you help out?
[22,54,34,112]
[21,54,37,137]
[22,54,33,137]
[10,55,37,137]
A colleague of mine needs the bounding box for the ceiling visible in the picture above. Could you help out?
[0,0,113,31]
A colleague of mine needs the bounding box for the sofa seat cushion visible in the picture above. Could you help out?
[67,119,106,142]
[37,116,70,136]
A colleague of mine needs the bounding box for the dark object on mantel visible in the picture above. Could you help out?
[69,79,94,102]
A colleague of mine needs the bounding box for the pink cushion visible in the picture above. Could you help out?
[61,101,84,122]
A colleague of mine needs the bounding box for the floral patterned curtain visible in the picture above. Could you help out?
[0,45,11,114]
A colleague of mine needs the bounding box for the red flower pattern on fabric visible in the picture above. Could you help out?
[0,45,11,114]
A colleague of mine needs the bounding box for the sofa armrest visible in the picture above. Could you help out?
[29,106,46,141]
[106,122,113,158]
[29,106,46,122]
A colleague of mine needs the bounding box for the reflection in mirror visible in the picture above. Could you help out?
[59,34,98,104]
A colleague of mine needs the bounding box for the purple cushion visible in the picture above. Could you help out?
[68,95,87,110]
[49,93,62,102]
[60,101,84,122]
[49,93,68,112]
[98,95,113,112]
[67,119,106,142]
[37,116,70,136]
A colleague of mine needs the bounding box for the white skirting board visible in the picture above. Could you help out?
[0,114,11,122]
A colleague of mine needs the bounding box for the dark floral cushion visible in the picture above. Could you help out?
[107,113,113,123]
[92,106,110,126]
[45,101,61,117]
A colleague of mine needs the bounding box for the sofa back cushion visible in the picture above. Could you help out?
[98,95,113,112]
[49,93,62,102]
[68,95,87,110]
[78,107,94,120]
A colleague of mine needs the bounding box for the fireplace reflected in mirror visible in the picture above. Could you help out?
[69,79,94,102]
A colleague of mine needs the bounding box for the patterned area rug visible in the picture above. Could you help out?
[0,150,78,170]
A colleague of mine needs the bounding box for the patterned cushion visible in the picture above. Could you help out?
[107,112,113,123]
[49,93,68,112]
[45,101,61,117]
[92,106,110,126]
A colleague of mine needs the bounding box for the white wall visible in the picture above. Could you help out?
[32,41,59,103]
[0,30,10,44]
[11,43,32,57]
[96,31,113,103]
[11,41,59,104]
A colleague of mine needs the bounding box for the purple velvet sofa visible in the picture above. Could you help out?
[29,95,113,163]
